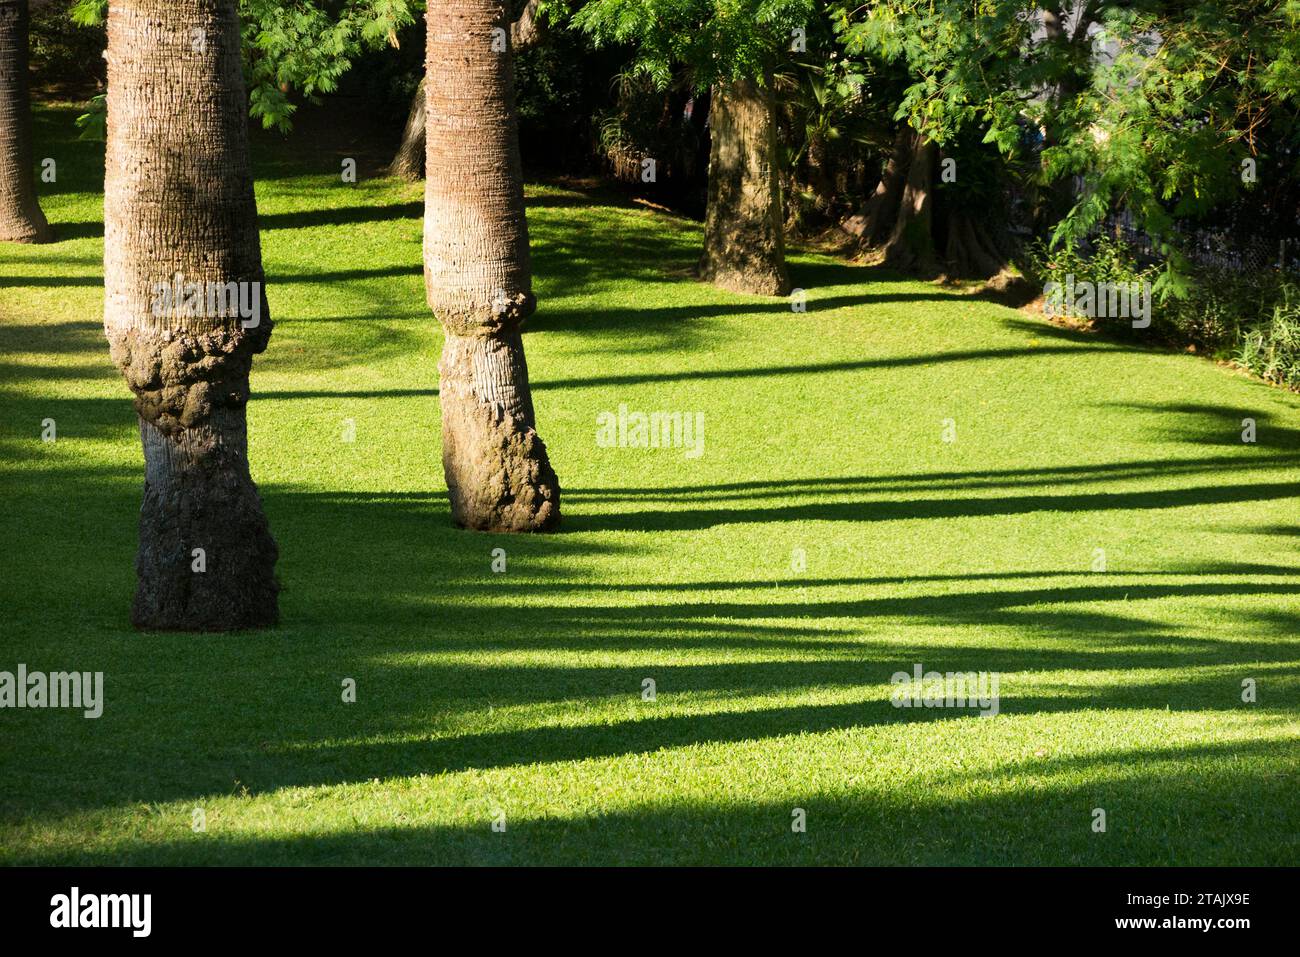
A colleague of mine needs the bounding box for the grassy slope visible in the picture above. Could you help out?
[1,106,1298,865]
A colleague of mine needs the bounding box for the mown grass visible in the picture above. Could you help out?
[1,105,1298,865]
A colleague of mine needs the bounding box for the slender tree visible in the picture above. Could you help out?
[388,75,428,181]
[856,126,909,247]
[879,127,936,272]
[103,0,278,629]
[0,0,51,243]
[424,0,560,531]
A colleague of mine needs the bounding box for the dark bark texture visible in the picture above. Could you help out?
[424,0,559,532]
[104,0,278,630]
[0,0,50,243]
[856,126,1011,279]
[699,77,790,296]
[880,129,937,273]
[944,206,1013,280]
[855,126,910,248]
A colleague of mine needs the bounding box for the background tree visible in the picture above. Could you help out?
[573,0,815,295]
[841,0,1300,290]
[103,0,278,629]
[834,0,1037,277]
[776,46,887,233]
[0,0,52,242]
[424,0,560,531]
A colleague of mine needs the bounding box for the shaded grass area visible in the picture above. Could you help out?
[1,106,1299,865]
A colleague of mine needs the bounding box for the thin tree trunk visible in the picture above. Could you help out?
[0,0,50,243]
[103,0,278,630]
[880,129,938,273]
[804,134,834,212]
[699,76,789,296]
[388,76,427,181]
[424,0,559,532]
[389,0,543,182]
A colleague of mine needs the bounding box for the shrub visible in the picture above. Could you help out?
[1025,237,1300,391]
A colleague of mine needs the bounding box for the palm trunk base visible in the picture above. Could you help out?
[132,415,279,631]
[438,332,560,533]
[0,202,51,243]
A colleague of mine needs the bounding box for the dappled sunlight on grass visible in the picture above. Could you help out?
[2,105,1299,865]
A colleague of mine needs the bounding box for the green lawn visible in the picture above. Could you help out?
[2,105,1298,865]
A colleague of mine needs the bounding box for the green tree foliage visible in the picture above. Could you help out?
[70,0,417,131]
[840,0,1300,292]
[570,0,816,88]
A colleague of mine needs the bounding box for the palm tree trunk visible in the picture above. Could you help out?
[424,0,559,532]
[387,76,427,181]
[103,0,278,630]
[388,0,544,182]
[698,76,789,296]
[0,0,51,243]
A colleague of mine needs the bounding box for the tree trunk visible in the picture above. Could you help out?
[699,77,789,296]
[388,76,427,181]
[0,0,50,243]
[804,135,835,212]
[103,0,278,630]
[856,126,910,248]
[944,207,1009,279]
[424,0,559,532]
[880,129,938,273]
[389,0,543,182]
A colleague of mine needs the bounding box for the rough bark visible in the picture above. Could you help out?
[508,0,542,48]
[0,0,50,243]
[388,76,427,181]
[854,126,910,248]
[699,76,789,296]
[104,0,278,630]
[803,135,835,211]
[424,0,559,532]
[944,207,1010,279]
[389,0,543,182]
[880,129,938,273]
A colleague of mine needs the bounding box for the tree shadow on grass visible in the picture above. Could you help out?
[259,201,423,231]
[0,274,102,288]
[564,480,1300,533]
[1108,401,1300,450]
[563,453,1300,503]
[3,468,1298,822]
[533,290,981,341]
[253,345,1117,402]
[39,221,104,241]
[11,736,1298,865]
